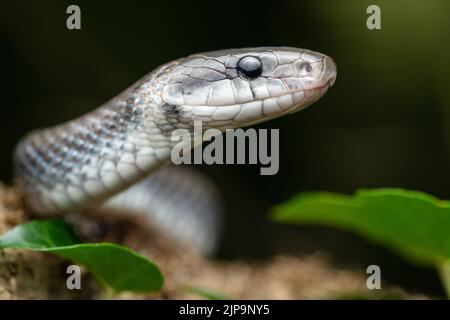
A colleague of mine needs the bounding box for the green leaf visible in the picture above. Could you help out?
[272,188,450,266]
[185,285,230,300]
[439,262,450,298]
[0,219,79,249]
[0,219,164,293]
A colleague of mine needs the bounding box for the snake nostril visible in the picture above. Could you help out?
[305,63,312,73]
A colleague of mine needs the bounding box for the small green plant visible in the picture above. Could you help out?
[184,285,230,300]
[271,188,450,298]
[0,219,164,295]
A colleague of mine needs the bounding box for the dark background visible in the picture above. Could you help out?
[1,0,449,297]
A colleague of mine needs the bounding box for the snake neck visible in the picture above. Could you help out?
[14,67,183,214]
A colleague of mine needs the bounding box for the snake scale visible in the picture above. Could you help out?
[13,47,337,254]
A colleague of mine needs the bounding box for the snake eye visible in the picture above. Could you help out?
[237,56,262,79]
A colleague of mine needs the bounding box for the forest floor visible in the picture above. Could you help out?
[0,183,425,300]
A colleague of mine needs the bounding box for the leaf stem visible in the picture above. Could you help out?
[438,262,450,299]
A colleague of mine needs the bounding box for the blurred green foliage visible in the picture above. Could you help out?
[272,188,450,296]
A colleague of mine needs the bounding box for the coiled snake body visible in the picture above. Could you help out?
[14,47,337,254]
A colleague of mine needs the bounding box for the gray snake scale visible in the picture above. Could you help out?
[14,47,337,254]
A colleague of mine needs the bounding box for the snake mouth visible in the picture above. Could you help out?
[227,82,333,128]
[283,80,334,115]
[188,79,334,129]
[259,79,335,116]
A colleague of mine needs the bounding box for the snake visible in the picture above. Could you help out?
[13,47,337,254]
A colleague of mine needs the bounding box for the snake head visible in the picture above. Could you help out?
[159,47,336,130]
